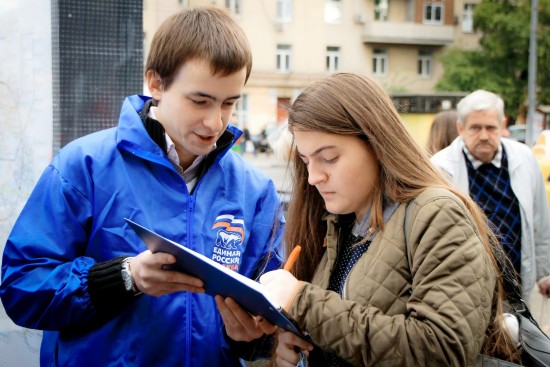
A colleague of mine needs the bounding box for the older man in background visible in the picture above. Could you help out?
[431,89,550,303]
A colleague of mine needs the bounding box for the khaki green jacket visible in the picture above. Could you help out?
[288,188,496,366]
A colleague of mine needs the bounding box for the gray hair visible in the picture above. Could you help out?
[456,90,506,125]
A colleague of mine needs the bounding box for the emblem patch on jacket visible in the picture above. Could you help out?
[211,214,244,271]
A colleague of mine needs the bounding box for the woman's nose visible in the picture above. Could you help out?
[307,163,326,185]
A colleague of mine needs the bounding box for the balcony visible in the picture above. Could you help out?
[362,21,454,46]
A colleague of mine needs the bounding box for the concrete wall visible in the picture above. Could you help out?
[0,1,52,365]
[0,1,142,365]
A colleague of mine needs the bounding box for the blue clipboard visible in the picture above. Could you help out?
[125,218,313,343]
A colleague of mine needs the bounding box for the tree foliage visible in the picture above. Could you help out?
[436,0,550,117]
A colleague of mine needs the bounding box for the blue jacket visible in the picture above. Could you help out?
[0,95,284,366]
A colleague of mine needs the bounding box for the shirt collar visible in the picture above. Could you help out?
[462,141,502,169]
[353,197,399,239]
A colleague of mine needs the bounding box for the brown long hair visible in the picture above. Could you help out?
[284,73,518,361]
[426,109,459,155]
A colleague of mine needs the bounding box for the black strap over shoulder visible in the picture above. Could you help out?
[514,299,550,367]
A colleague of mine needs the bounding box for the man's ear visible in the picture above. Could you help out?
[146,70,163,101]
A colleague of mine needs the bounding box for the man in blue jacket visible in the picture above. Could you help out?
[0,7,284,366]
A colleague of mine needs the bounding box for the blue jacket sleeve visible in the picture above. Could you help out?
[0,164,101,330]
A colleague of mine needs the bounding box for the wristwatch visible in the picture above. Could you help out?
[121,257,140,295]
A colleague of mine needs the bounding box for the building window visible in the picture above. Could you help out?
[462,4,475,33]
[276,44,292,73]
[277,0,292,23]
[418,49,433,77]
[326,46,340,73]
[373,48,387,76]
[325,0,342,24]
[423,3,443,24]
[235,94,248,127]
[225,0,241,16]
[374,0,389,21]
[406,0,414,21]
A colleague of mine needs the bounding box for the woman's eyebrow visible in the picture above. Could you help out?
[297,145,337,158]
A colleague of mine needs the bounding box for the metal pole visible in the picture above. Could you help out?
[526,0,538,146]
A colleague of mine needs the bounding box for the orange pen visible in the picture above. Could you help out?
[283,245,302,271]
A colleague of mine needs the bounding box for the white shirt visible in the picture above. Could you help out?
[462,143,503,169]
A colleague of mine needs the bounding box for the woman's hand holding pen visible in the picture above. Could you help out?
[259,245,302,311]
[259,269,301,311]
[263,245,312,366]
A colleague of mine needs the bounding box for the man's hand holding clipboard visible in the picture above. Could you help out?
[125,219,313,345]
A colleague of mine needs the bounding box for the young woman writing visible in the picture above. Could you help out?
[257,73,518,366]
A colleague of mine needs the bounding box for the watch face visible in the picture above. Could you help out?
[122,260,135,292]
[122,271,133,291]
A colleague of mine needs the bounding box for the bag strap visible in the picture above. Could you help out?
[403,200,415,296]
[403,200,414,275]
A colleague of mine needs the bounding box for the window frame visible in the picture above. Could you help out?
[325,0,343,24]
[462,3,475,33]
[225,0,241,17]
[326,46,341,73]
[374,0,389,21]
[235,94,249,127]
[276,0,293,24]
[418,49,433,77]
[423,3,444,25]
[372,48,388,76]
[276,44,292,73]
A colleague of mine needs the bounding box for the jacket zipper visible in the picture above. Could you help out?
[185,197,195,367]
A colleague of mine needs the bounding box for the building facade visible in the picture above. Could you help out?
[144,0,481,142]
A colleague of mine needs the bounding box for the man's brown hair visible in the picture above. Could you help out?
[146,7,252,90]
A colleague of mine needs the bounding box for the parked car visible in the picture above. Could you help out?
[508,125,526,143]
